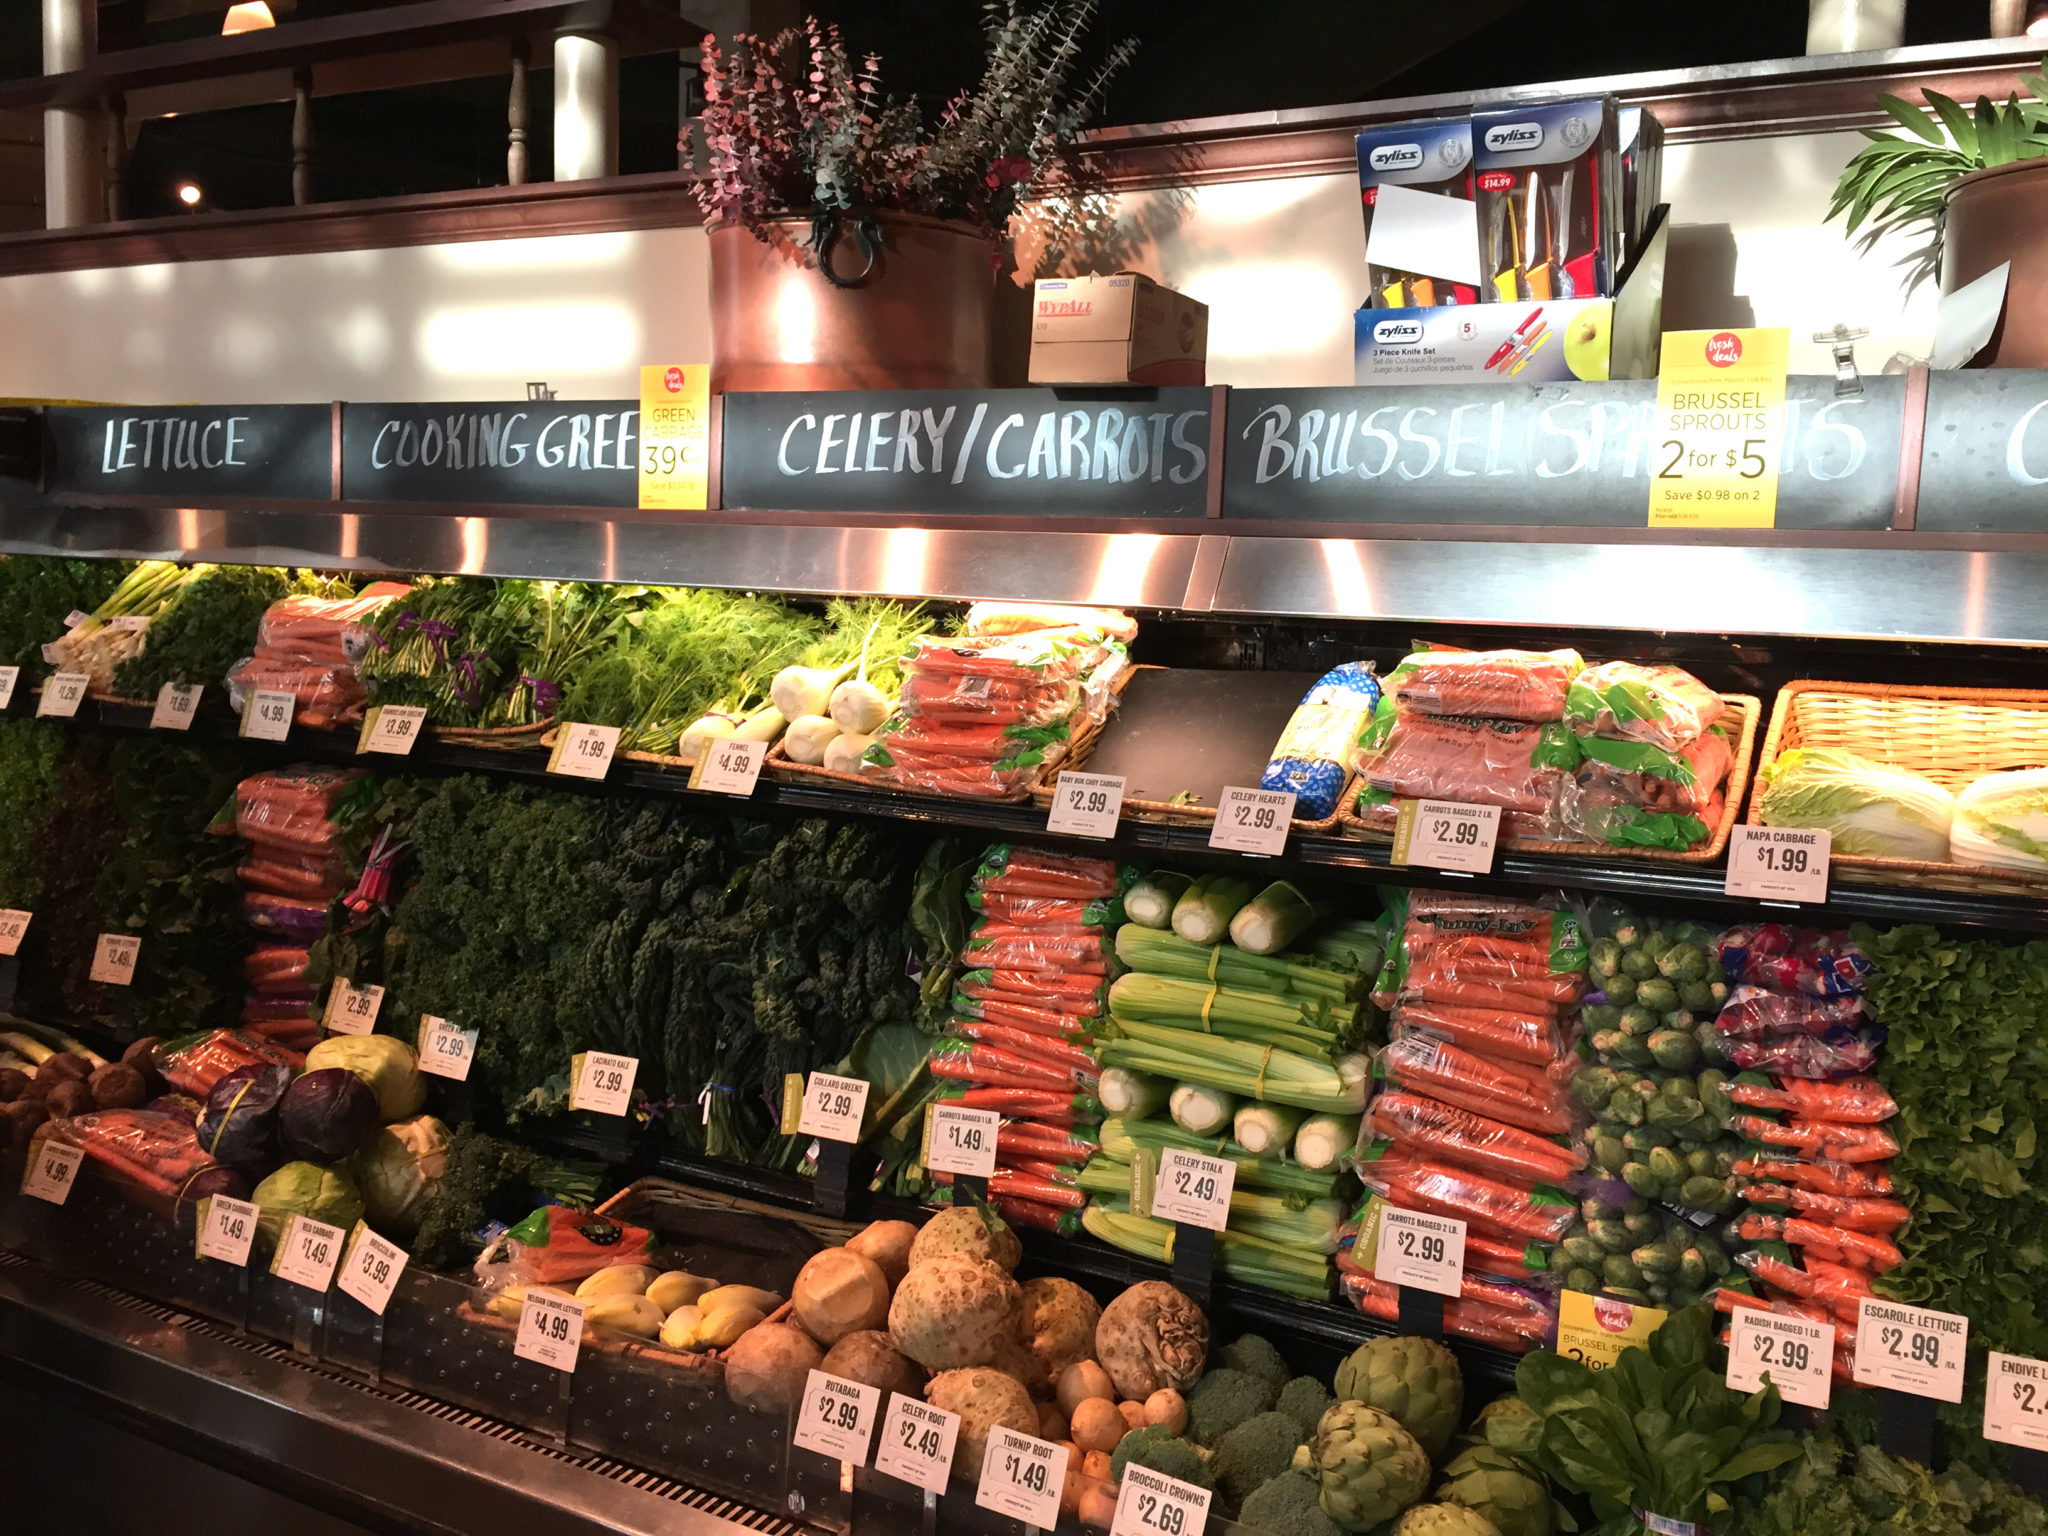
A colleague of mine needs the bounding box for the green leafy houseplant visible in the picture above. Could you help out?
[692,2,1135,285]
[1827,61,2048,289]
[1488,1307,1802,1536]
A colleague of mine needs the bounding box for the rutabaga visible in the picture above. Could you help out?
[1123,872,1193,930]
[1228,881,1326,955]
[1171,872,1256,945]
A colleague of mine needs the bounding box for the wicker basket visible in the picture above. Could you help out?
[1337,693,1761,866]
[1033,768,1354,839]
[1748,680,2048,894]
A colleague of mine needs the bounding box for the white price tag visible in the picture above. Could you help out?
[323,979,384,1036]
[196,1195,259,1266]
[1393,799,1501,874]
[1853,1296,1968,1402]
[1112,1461,1212,1536]
[242,688,295,741]
[89,932,140,986]
[1374,1206,1466,1299]
[64,609,88,629]
[271,1213,346,1291]
[927,1103,1000,1178]
[0,908,30,957]
[1208,786,1294,856]
[1726,1308,1833,1409]
[696,735,764,796]
[38,672,88,718]
[547,721,621,780]
[1046,771,1125,839]
[875,1393,962,1494]
[109,614,150,632]
[1725,825,1830,903]
[337,1225,409,1316]
[0,665,19,709]
[793,1370,882,1464]
[1149,1147,1235,1231]
[976,1426,1068,1530]
[359,703,427,756]
[798,1071,870,1144]
[417,1014,477,1081]
[150,681,202,730]
[570,1051,639,1116]
[21,1139,83,1204]
[515,1289,585,1372]
[1986,1352,2048,1451]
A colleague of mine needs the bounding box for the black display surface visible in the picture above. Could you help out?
[719,387,1216,518]
[46,405,332,500]
[341,401,640,507]
[1222,377,1905,530]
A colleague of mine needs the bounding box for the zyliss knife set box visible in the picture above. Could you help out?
[1353,96,1665,385]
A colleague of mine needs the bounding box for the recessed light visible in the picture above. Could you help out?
[221,2,276,35]
[176,182,203,206]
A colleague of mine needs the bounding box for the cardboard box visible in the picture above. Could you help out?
[1356,117,1478,309]
[1618,107,1665,265]
[1471,97,1621,304]
[1028,273,1208,386]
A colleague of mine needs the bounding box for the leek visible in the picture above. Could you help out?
[1124,872,1193,930]
[0,1030,54,1066]
[1099,1116,1339,1199]
[1108,971,1353,1055]
[1233,1099,1305,1157]
[1229,881,1326,955]
[1081,1205,1333,1300]
[1100,1018,1366,1114]
[1293,1112,1361,1172]
[1169,1082,1237,1137]
[1115,924,1356,1002]
[1172,872,1256,945]
[23,1024,108,1070]
[1099,1066,1170,1119]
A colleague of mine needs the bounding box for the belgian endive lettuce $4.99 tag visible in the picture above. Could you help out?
[1486,1306,1801,1536]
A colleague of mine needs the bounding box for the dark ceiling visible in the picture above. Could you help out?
[0,0,2014,216]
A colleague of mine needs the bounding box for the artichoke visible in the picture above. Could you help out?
[1333,1336,1465,1462]
[1312,1402,1432,1532]
[1435,1444,1553,1536]
[1393,1503,1503,1536]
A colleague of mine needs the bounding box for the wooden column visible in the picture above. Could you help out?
[291,67,312,206]
[102,93,124,222]
[508,38,530,185]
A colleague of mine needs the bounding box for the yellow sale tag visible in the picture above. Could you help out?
[638,364,711,510]
[1557,1289,1668,1370]
[1647,328,1789,529]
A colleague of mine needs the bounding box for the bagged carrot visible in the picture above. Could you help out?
[1366,1091,1586,1186]
[1733,1155,1892,1197]
[953,991,1097,1039]
[1375,1154,1576,1242]
[1737,1183,1909,1234]
[1390,1000,1566,1066]
[947,1019,1098,1076]
[1730,1115,1898,1163]
[1378,1034,1574,1135]
[1727,1075,1896,1123]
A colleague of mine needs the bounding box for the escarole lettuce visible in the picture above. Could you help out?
[1755,747,1954,861]
[1950,768,2048,873]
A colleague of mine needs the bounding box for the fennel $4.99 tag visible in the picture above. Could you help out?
[695,735,764,796]
[20,1139,82,1204]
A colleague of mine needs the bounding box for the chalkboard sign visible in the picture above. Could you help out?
[1222,377,1903,530]
[46,405,331,500]
[1914,371,2048,532]
[341,401,638,507]
[719,388,1214,518]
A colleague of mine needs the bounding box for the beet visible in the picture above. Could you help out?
[90,1062,148,1110]
[45,1080,94,1118]
[0,1067,26,1103]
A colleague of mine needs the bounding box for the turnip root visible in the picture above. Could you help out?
[723,1322,822,1413]
[1117,1400,1146,1434]
[1144,1388,1188,1434]
[792,1248,890,1345]
[1069,1398,1124,1454]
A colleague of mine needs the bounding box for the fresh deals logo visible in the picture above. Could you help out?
[664,366,686,392]
[1705,332,1744,368]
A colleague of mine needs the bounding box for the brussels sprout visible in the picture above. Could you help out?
[1593,1134,1628,1175]
[1640,931,1674,960]
[1634,978,1679,1013]
[1589,1218,1634,1253]
[1560,1234,1605,1269]
[1662,1009,1698,1032]
[1565,1265,1601,1294]
[1656,943,1710,983]
[1603,972,1640,1006]
[1572,1068,1620,1111]
[1621,1209,1662,1243]
[1580,1003,1623,1033]
[1621,1161,1659,1197]
[1648,1146,1688,1188]
[1609,1035,1655,1068]
[1708,979,1730,1006]
[1612,920,1645,948]
[1605,1286,1653,1305]
[1589,938,1623,979]
[1620,948,1659,982]
[1678,979,1717,1011]
[1601,1254,1643,1290]
[1674,1115,1720,1145]
[1633,1242,1680,1276]
[1677,1248,1709,1288]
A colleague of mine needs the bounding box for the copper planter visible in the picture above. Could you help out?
[708,213,995,394]
[1943,159,2048,369]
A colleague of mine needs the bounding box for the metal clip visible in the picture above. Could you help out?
[1813,325,1868,397]
[525,381,557,401]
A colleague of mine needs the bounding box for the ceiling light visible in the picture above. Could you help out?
[176,182,203,206]
[221,2,276,35]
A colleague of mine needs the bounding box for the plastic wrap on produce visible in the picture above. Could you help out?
[40,1109,247,1223]
[473,1203,653,1289]
[1383,646,1584,722]
[1377,1034,1575,1135]
[1726,1075,1895,1122]
[1714,924,1872,998]
[1556,730,1730,851]
[1261,661,1381,819]
[1366,1089,1587,1184]
[1564,660,1725,748]
[1354,710,1576,825]
[973,845,1128,899]
[1356,1145,1577,1242]
[1389,999,1568,1067]
[234,766,366,854]
[154,1028,308,1101]
[1714,985,1870,1040]
[226,583,410,729]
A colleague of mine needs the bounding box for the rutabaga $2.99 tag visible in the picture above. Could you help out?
[792,1370,882,1464]
[874,1393,961,1494]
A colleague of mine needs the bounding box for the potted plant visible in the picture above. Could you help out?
[1828,61,2048,366]
[692,4,1134,394]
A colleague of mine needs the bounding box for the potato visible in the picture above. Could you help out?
[1144,1388,1187,1434]
[793,1248,891,1345]
[1069,1397,1124,1454]
[659,1305,705,1350]
[583,1294,663,1340]
[821,1330,924,1399]
[576,1265,658,1299]
[724,1322,823,1414]
[1057,1360,1116,1416]
[1038,1402,1069,1442]
[1118,1400,1147,1434]
[1081,1450,1113,1483]
[845,1220,918,1289]
[647,1271,717,1315]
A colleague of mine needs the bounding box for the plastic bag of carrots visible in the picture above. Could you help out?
[1377,1034,1576,1136]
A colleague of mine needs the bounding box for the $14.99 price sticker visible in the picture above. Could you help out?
[1112,1461,1211,1536]
[976,1426,1068,1529]
[515,1289,585,1372]
[1149,1147,1235,1232]
[1373,1206,1466,1299]
[792,1370,881,1464]
[1985,1352,2048,1451]
[1726,1308,1832,1410]
[875,1393,961,1495]
[1854,1297,1968,1402]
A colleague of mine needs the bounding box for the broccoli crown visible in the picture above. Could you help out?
[1111,1425,1214,1491]
[1276,1375,1337,1436]
[1238,1467,1343,1536]
[1215,1411,1310,1505]
[1187,1366,1281,1446]
[1218,1333,1291,1394]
